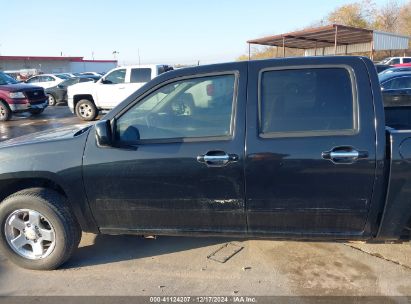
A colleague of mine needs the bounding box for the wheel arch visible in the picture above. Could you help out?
[73,94,94,109]
[0,174,98,233]
[0,98,11,112]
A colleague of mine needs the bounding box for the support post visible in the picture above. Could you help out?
[282,37,285,57]
[314,41,317,56]
[334,25,338,55]
[248,43,251,61]
[369,34,374,60]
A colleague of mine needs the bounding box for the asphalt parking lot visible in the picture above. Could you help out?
[1,107,411,298]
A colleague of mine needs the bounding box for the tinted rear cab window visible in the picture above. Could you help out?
[260,68,355,136]
[131,68,152,83]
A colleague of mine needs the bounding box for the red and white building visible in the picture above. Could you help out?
[0,56,118,74]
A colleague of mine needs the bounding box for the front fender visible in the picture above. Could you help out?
[0,127,98,233]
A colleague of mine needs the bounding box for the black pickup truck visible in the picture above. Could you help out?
[1,56,411,270]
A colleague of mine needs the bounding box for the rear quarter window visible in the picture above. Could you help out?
[130,68,152,83]
[259,67,357,137]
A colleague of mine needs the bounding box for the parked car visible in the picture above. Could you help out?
[379,57,411,65]
[2,56,411,270]
[45,76,99,106]
[25,74,64,89]
[375,64,394,73]
[79,72,103,77]
[379,66,411,74]
[379,72,411,107]
[54,73,76,79]
[394,63,411,67]
[0,71,48,121]
[68,64,173,121]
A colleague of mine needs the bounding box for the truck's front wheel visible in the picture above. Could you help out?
[0,188,81,270]
[75,99,97,121]
[0,100,11,121]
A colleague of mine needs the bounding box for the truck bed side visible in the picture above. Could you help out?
[376,129,411,240]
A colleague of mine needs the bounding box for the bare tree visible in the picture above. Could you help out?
[373,0,402,32]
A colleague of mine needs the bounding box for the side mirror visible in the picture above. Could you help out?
[95,120,113,147]
[101,78,110,84]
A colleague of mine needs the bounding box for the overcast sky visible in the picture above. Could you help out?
[3,0,392,65]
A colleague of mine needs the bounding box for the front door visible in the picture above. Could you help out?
[245,57,377,236]
[83,63,247,233]
[97,68,129,108]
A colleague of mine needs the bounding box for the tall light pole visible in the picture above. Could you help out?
[112,51,119,60]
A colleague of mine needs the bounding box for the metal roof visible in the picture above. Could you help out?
[247,24,409,51]
[248,24,373,49]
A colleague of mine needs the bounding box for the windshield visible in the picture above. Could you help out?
[378,73,393,84]
[379,58,392,65]
[55,74,70,79]
[60,78,78,87]
[0,72,19,85]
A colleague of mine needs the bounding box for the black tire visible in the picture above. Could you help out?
[0,188,81,270]
[30,108,44,115]
[47,93,57,106]
[0,100,11,121]
[75,99,97,121]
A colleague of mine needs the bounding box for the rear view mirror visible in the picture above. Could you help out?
[95,120,112,147]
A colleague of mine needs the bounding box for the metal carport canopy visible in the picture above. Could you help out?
[247,24,410,58]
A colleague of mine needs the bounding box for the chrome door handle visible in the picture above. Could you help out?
[322,147,368,164]
[330,150,359,159]
[197,151,238,167]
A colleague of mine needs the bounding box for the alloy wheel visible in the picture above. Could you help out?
[4,209,56,260]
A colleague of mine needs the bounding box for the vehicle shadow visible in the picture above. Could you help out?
[62,234,235,269]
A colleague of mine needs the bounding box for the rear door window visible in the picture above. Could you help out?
[130,68,152,83]
[259,67,356,136]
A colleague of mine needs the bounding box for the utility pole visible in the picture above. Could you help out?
[138,48,140,65]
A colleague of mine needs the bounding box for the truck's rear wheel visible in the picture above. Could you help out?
[75,99,97,121]
[0,100,11,121]
[0,188,81,270]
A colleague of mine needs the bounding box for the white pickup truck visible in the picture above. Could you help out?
[68,64,172,120]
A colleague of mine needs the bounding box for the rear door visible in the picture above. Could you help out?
[245,57,376,236]
[125,67,152,96]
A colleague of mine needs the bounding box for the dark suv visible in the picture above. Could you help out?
[0,72,48,121]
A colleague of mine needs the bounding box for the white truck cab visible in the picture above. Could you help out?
[379,57,411,65]
[68,64,172,121]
